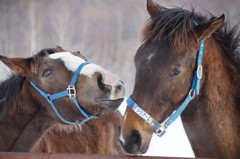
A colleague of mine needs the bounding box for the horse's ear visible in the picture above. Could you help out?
[147,0,161,17]
[195,14,225,41]
[0,55,29,76]
[75,51,87,60]
[56,46,66,52]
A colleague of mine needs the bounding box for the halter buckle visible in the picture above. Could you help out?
[155,124,166,137]
[67,85,76,98]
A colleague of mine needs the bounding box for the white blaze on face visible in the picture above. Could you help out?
[49,52,120,86]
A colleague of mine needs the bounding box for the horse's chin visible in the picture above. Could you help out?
[119,140,148,155]
[85,98,123,117]
[120,143,149,155]
[97,98,124,110]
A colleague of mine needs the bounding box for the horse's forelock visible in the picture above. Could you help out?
[141,7,208,51]
[29,48,65,74]
[141,6,240,68]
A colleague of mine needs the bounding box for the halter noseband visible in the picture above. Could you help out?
[127,21,204,137]
[30,61,99,125]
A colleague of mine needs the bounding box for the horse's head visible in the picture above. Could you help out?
[0,46,125,124]
[120,0,224,154]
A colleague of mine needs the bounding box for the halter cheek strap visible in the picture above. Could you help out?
[127,21,205,137]
[30,61,99,125]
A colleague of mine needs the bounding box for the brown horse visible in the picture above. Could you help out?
[120,0,240,158]
[0,46,125,152]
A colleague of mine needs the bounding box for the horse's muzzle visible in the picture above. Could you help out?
[119,129,147,155]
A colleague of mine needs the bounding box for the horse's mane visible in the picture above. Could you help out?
[0,47,63,118]
[0,75,25,118]
[142,6,240,68]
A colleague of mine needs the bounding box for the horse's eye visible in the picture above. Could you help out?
[170,68,181,77]
[42,69,52,77]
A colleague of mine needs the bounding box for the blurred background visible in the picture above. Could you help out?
[0,0,239,93]
[0,0,239,157]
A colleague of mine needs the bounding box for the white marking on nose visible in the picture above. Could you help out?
[49,52,114,79]
[103,73,120,86]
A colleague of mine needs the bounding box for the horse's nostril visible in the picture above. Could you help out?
[131,130,141,146]
[116,84,123,91]
[123,130,142,154]
[104,84,112,92]
[97,75,112,93]
[114,83,125,95]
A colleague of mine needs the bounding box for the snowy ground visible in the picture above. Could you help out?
[118,101,195,158]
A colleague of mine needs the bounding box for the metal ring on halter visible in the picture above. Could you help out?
[47,94,51,102]
[155,124,166,137]
[189,89,196,99]
[67,85,76,98]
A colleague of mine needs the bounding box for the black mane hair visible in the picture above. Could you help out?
[0,74,24,118]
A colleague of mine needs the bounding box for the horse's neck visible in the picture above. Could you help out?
[0,81,55,151]
[11,110,55,152]
[181,38,240,158]
[32,111,125,154]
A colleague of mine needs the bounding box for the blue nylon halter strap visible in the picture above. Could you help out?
[30,61,99,125]
[127,21,205,137]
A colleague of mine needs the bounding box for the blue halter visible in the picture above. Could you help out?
[30,61,99,125]
[127,21,204,137]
